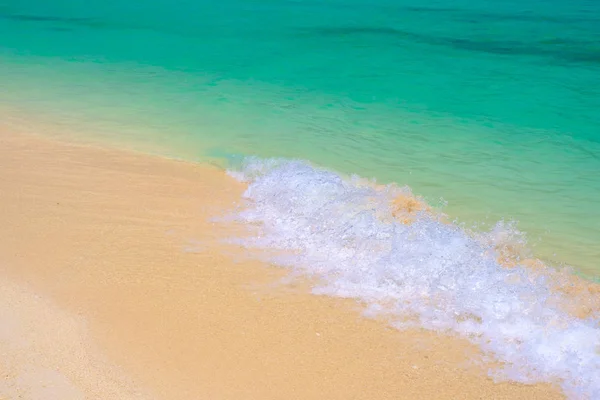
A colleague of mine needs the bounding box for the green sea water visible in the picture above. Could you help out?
[0,0,599,276]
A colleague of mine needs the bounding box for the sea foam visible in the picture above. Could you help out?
[227,157,599,399]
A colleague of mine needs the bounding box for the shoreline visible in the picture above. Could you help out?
[2,100,598,280]
[0,128,566,399]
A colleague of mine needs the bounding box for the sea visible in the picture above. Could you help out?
[0,0,599,397]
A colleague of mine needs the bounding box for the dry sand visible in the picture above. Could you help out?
[0,129,565,399]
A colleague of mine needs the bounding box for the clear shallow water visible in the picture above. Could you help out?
[0,2,599,267]
[1,0,600,396]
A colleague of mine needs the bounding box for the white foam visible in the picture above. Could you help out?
[227,157,600,399]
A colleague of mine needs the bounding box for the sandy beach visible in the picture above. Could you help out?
[0,128,566,399]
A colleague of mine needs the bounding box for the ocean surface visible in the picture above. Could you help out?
[1,0,599,396]
[1,0,599,276]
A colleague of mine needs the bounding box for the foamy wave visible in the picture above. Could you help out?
[226,157,600,399]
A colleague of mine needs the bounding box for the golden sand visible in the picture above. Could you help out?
[0,130,565,399]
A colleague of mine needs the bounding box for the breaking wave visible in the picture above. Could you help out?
[226,157,600,399]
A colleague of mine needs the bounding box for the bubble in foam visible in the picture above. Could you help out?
[227,157,600,399]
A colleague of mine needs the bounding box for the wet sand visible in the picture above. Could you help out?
[0,129,564,399]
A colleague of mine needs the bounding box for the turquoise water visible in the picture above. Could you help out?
[1,0,599,276]
[1,1,600,396]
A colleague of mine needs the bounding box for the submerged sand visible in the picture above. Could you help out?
[0,129,564,399]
